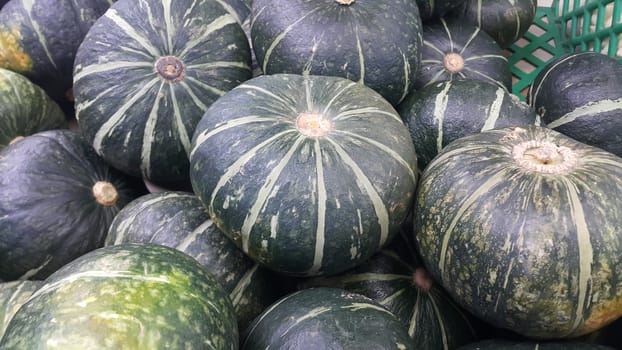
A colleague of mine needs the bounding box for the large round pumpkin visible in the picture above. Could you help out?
[414,125,622,339]
[0,129,145,281]
[190,73,417,276]
[250,0,423,106]
[74,0,252,185]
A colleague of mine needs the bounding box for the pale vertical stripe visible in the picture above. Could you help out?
[476,0,483,27]
[481,88,507,131]
[141,0,162,46]
[74,61,153,83]
[495,256,515,312]
[399,49,411,103]
[240,136,304,252]
[139,80,166,179]
[408,292,422,338]
[176,220,213,251]
[93,78,160,153]
[22,0,57,68]
[162,0,175,54]
[106,9,161,57]
[333,107,403,124]
[262,7,322,73]
[546,99,622,129]
[562,178,593,334]
[214,0,243,24]
[441,18,454,52]
[428,292,450,350]
[459,27,482,55]
[169,83,192,154]
[178,14,237,57]
[304,77,313,111]
[229,264,259,306]
[433,82,452,154]
[355,27,365,83]
[179,81,209,112]
[321,81,357,116]
[438,168,509,281]
[512,5,521,42]
[190,116,286,158]
[528,54,579,107]
[332,129,417,183]
[326,137,390,246]
[307,139,327,275]
[2,282,31,327]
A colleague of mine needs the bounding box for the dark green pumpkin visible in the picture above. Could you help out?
[457,339,615,350]
[242,287,413,349]
[398,79,537,170]
[451,0,537,48]
[0,280,43,339]
[0,68,66,150]
[416,17,511,91]
[416,0,467,22]
[250,0,423,106]
[0,243,238,349]
[105,190,288,330]
[0,129,146,281]
[299,231,482,350]
[529,52,622,158]
[414,125,622,339]
[190,73,418,276]
[0,0,113,103]
[74,0,252,184]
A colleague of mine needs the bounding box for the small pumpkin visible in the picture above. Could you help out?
[0,129,146,281]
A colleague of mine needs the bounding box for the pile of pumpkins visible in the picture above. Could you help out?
[1,0,622,348]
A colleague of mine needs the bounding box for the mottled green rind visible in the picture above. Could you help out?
[300,234,481,350]
[457,339,615,350]
[105,191,287,330]
[0,129,146,281]
[0,243,238,349]
[190,73,418,276]
[416,18,511,90]
[0,280,43,339]
[0,68,66,150]
[452,0,537,48]
[74,0,252,183]
[398,79,536,170]
[242,287,413,349]
[414,125,622,339]
[250,0,422,106]
[0,0,113,101]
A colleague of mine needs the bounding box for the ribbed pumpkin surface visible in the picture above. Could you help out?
[190,73,417,276]
[415,125,622,339]
[74,0,252,184]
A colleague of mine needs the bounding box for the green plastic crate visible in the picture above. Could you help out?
[509,0,622,100]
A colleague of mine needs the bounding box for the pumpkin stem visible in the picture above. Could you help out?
[443,53,465,74]
[9,136,24,145]
[412,267,433,292]
[155,56,185,82]
[513,139,578,174]
[93,181,119,207]
[335,0,355,5]
[296,112,333,137]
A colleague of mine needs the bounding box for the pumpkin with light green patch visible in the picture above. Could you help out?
[0,243,238,349]
[414,125,622,339]
[189,73,418,277]
[0,0,114,103]
[74,0,252,185]
[0,280,43,339]
[242,287,413,349]
[0,67,66,150]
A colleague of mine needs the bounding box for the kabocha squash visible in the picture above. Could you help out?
[452,0,537,49]
[0,0,113,103]
[0,243,238,349]
[242,287,413,350]
[74,0,252,185]
[398,79,537,170]
[529,52,622,157]
[299,231,482,350]
[0,280,43,339]
[0,129,146,281]
[414,125,622,339]
[250,0,423,106]
[105,191,288,330]
[0,68,66,151]
[190,73,418,276]
[457,339,615,350]
[416,17,511,91]
[416,0,467,22]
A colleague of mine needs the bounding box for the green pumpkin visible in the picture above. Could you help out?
[415,125,622,339]
[0,280,43,339]
[0,243,238,349]
[74,0,252,184]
